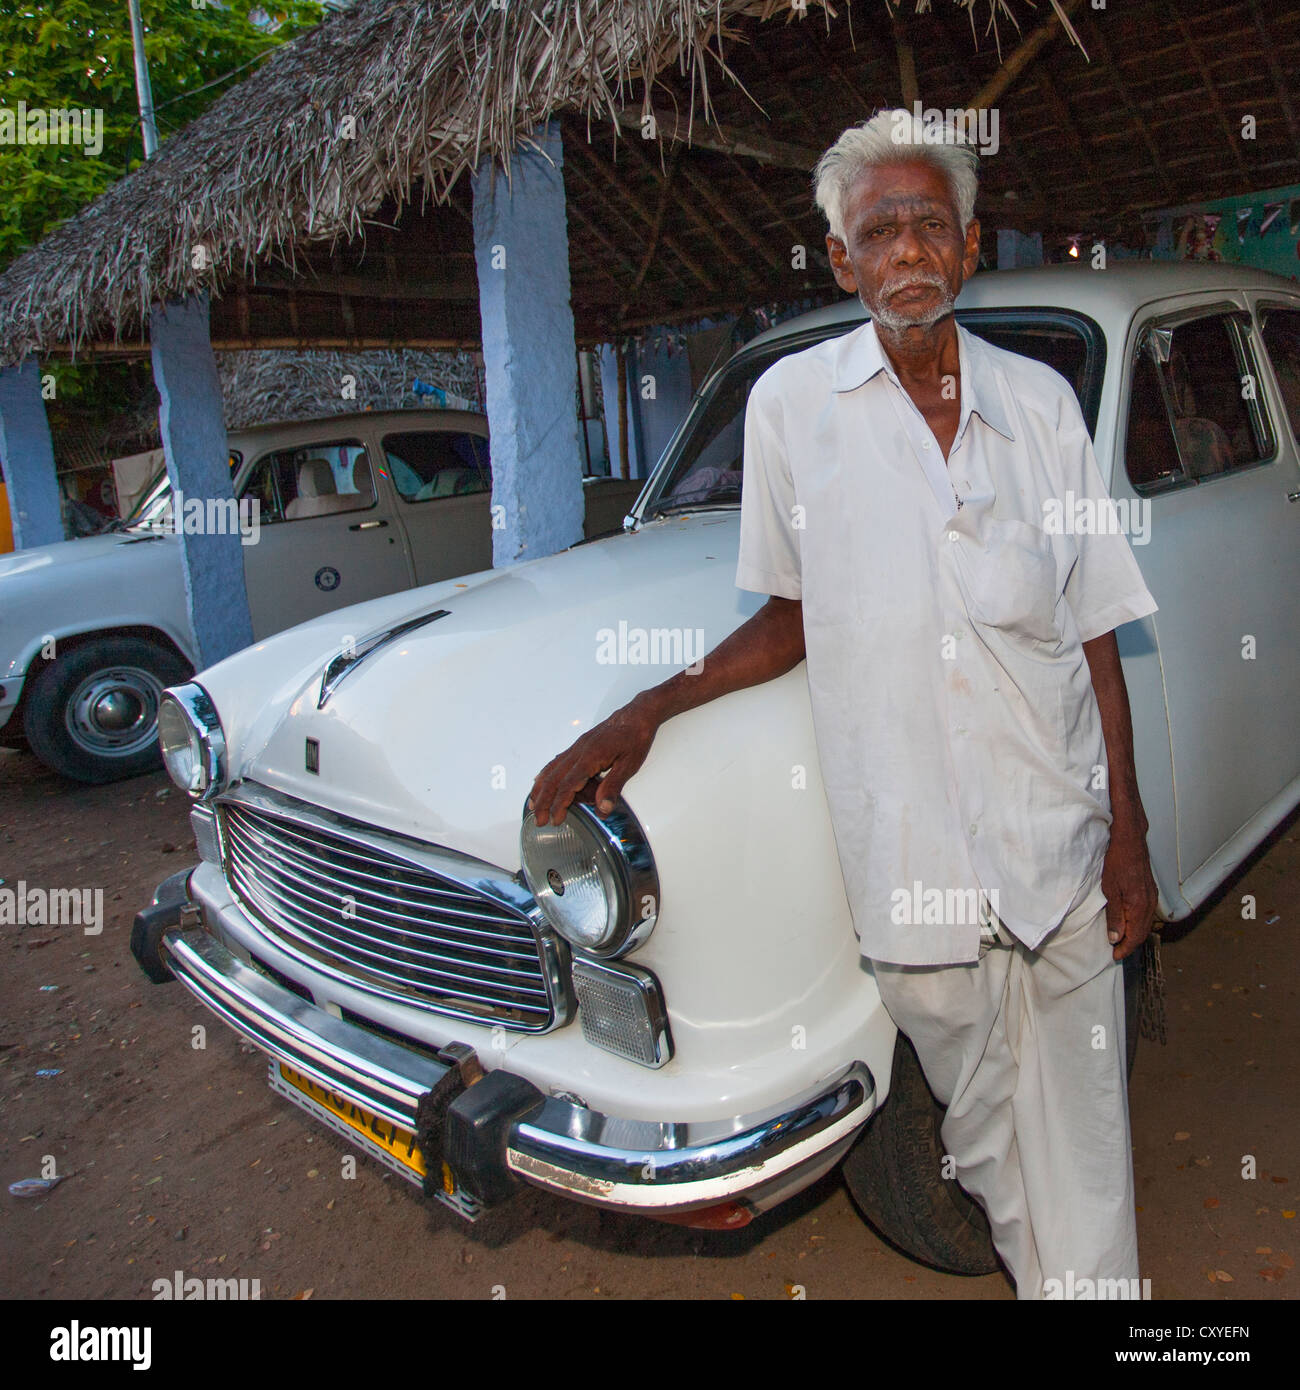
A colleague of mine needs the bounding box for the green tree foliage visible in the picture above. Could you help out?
[0,0,324,269]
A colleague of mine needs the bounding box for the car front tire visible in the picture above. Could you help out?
[22,636,191,784]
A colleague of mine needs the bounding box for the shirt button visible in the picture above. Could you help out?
[948,530,959,542]
[922,439,932,450]
[969,823,979,836]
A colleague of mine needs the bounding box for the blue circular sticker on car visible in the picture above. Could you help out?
[315,566,341,592]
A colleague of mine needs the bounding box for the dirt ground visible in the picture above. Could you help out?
[1,744,1296,1302]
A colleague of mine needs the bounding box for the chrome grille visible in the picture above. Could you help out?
[220,798,554,1029]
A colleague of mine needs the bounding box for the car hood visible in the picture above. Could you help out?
[0,529,190,677]
[0,529,169,581]
[208,512,760,868]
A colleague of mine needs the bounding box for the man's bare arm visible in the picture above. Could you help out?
[528,595,805,825]
[1082,629,1158,961]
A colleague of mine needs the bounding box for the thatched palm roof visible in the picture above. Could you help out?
[0,0,1082,366]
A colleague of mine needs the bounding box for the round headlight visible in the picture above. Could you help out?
[520,797,658,958]
[157,684,226,799]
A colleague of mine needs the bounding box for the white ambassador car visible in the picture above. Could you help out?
[0,407,639,783]
[133,263,1300,1274]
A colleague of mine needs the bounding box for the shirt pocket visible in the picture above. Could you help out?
[955,518,1062,644]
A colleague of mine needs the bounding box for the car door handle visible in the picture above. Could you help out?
[1288,490,1300,502]
[349,519,389,530]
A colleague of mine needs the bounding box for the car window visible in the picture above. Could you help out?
[1260,306,1300,445]
[1124,311,1273,494]
[240,441,374,523]
[646,311,1102,514]
[383,431,491,503]
[962,320,1091,405]
[1123,350,1184,492]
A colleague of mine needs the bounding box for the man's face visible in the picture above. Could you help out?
[826,160,980,333]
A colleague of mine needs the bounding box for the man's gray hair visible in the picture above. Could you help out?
[813,108,981,242]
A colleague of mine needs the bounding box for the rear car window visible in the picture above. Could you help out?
[1124,310,1274,494]
[1260,305,1300,445]
[383,431,491,503]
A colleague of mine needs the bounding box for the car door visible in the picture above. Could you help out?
[1118,295,1300,889]
[382,425,493,586]
[237,428,416,637]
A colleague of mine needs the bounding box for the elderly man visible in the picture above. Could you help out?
[528,109,1158,1300]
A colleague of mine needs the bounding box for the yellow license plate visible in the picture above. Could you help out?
[275,1060,427,1180]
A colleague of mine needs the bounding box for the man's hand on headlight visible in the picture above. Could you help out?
[528,698,660,825]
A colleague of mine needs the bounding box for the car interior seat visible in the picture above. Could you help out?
[1166,350,1235,479]
[285,457,365,519]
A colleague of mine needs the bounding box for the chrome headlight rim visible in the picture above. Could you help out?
[520,794,659,959]
[157,682,226,801]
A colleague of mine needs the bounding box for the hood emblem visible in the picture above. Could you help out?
[318,609,450,708]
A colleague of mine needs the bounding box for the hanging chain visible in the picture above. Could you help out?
[1138,928,1168,1045]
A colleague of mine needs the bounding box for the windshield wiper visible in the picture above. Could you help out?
[650,494,741,517]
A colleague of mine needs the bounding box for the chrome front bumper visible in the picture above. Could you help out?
[159,922,876,1217]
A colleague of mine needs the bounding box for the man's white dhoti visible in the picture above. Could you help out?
[870,884,1141,1300]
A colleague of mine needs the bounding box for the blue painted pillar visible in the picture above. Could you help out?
[0,360,64,549]
[997,229,1043,268]
[472,120,584,565]
[634,327,694,476]
[149,293,254,667]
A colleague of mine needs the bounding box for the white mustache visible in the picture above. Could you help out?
[884,274,949,299]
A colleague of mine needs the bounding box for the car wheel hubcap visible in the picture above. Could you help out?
[66,667,165,757]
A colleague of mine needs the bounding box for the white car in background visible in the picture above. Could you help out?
[133,263,1300,1273]
[0,407,640,782]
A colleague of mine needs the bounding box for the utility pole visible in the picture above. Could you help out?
[126,0,159,158]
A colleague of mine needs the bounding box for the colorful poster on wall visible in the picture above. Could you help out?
[1176,214,1221,260]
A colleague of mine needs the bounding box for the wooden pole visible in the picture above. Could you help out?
[967,0,1086,112]
[616,338,630,481]
[892,7,920,107]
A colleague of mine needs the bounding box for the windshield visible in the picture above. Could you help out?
[122,469,173,530]
[643,309,1103,517]
[121,453,243,531]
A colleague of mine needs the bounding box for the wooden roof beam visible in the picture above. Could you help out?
[803,22,882,126]
[565,137,721,292]
[967,0,1086,111]
[611,107,818,171]
[560,145,702,296]
[1169,8,1252,188]
[723,156,820,256]
[1031,60,1109,217]
[560,194,648,285]
[1083,16,1177,204]
[616,134,752,275]
[252,271,478,302]
[558,148,692,290]
[673,158,788,275]
[892,5,921,107]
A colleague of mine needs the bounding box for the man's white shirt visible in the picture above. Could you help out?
[735,316,1159,964]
